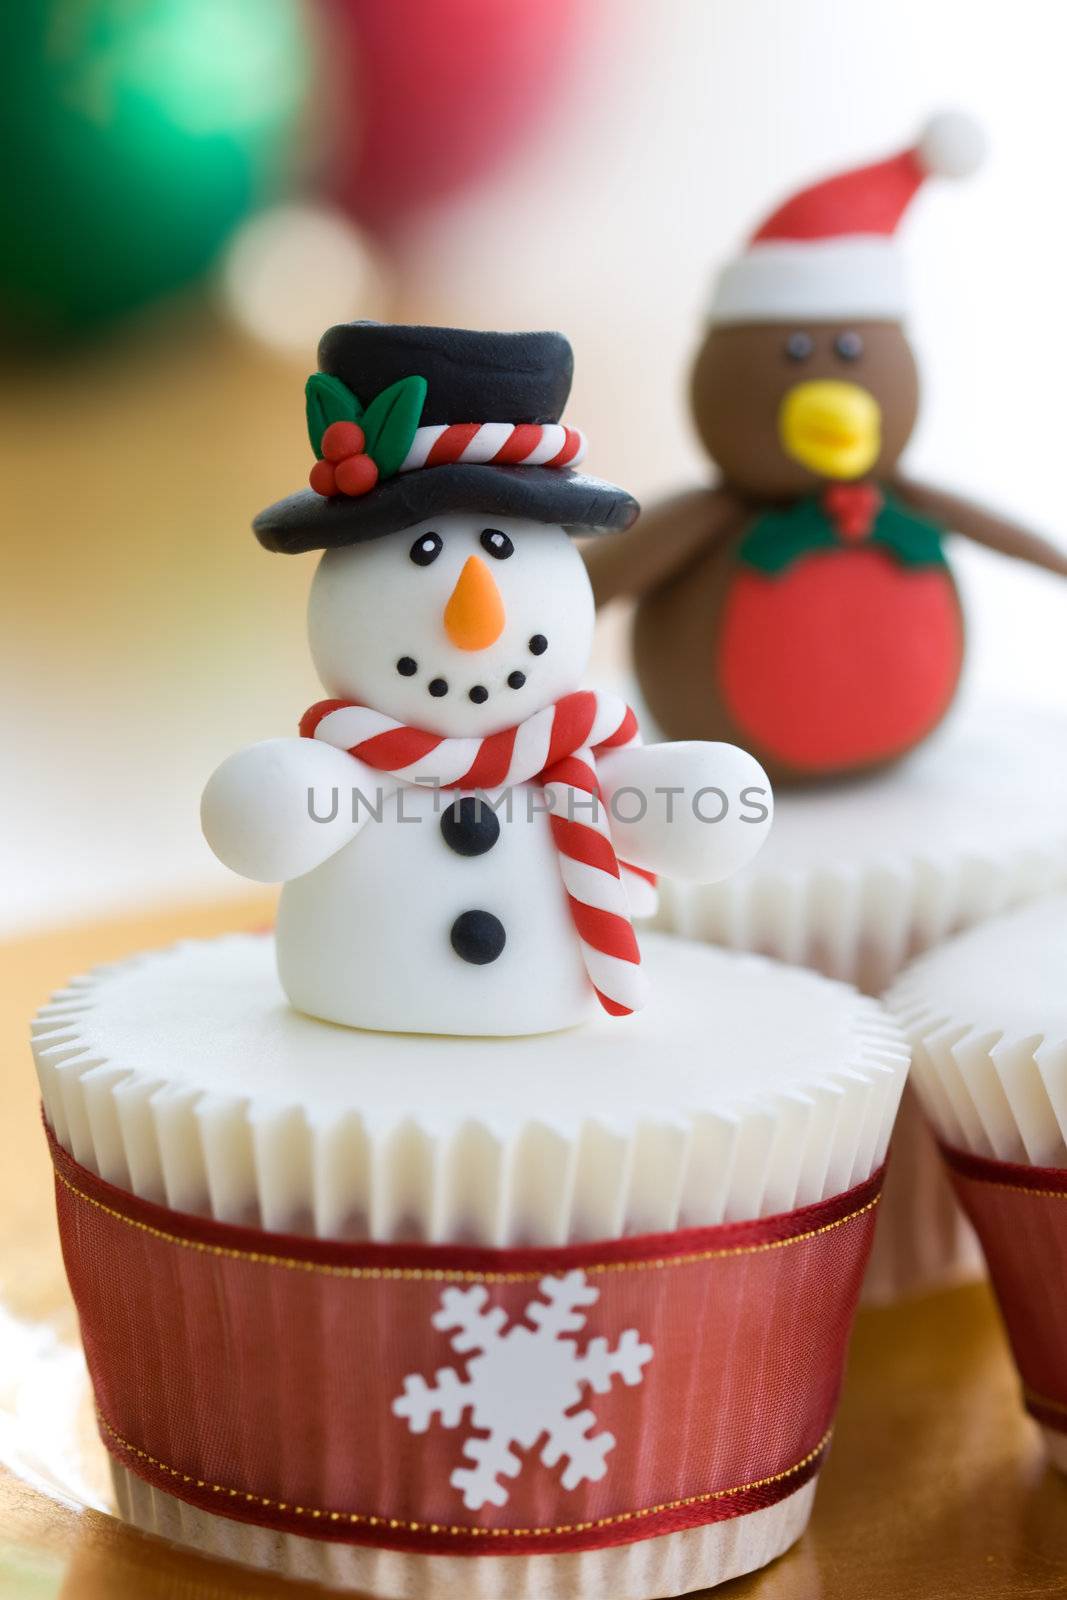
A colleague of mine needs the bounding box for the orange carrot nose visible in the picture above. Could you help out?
[443,555,506,650]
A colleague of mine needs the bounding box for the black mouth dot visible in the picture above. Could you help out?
[507,670,526,689]
[528,634,548,656]
[468,685,489,704]
[396,656,418,677]
[428,678,449,698]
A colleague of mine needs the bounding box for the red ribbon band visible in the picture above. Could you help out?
[49,1122,882,1556]
[940,1142,1067,1434]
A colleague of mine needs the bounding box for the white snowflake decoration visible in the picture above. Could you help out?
[392,1269,653,1511]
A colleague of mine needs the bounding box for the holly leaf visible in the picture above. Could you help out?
[361,375,427,478]
[305,374,362,458]
[738,500,836,575]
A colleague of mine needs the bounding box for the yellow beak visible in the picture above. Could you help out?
[778,380,882,481]
[443,555,506,651]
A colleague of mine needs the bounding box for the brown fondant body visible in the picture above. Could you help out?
[586,321,1067,784]
[633,510,751,750]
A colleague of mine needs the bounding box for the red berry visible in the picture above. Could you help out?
[309,459,337,496]
[335,452,379,496]
[321,421,365,462]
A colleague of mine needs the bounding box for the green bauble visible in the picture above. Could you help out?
[0,0,309,337]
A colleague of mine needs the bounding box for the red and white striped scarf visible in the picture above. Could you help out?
[300,691,654,1017]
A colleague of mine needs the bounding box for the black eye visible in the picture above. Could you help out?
[410,532,442,566]
[835,331,863,362]
[480,528,514,560]
[785,332,814,363]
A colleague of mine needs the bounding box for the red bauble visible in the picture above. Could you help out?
[318,0,582,238]
[321,421,366,462]
[335,453,379,496]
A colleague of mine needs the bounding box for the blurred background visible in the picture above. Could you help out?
[3,0,1066,934]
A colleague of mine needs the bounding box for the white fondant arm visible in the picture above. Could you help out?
[597,742,772,884]
[201,737,389,884]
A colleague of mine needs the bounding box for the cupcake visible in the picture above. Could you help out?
[886,895,1067,1468]
[582,118,1067,1310]
[654,697,1067,1301]
[32,323,911,1595]
[35,931,907,1596]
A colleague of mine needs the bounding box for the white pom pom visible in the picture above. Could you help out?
[917,110,987,179]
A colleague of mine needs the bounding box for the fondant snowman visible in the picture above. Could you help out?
[203,324,772,1036]
[585,113,1067,784]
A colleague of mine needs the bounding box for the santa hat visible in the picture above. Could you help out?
[709,112,987,326]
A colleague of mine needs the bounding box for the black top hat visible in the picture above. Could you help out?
[253,323,639,553]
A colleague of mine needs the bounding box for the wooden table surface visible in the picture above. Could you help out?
[2,899,1065,1600]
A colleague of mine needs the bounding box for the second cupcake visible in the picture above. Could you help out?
[887,895,1067,1469]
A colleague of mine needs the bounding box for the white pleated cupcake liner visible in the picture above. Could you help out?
[655,842,1067,1303]
[32,937,907,1245]
[859,1086,983,1301]
[886,904,1067,1471]
[654,843,1067,999]
[888,963,1067,1168]
[110,1459,817,1600]
[33,935,907,1597]
[645,682,1067,1307]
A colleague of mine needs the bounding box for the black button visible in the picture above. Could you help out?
[441,798,500,857]
[451,910,506,964]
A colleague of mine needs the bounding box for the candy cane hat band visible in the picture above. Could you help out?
[254,323,639,553]
[708,111,987,327]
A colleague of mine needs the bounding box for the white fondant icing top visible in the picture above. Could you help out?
[46,931,900,1130]
[891,895,1067,1049]
[33,932,908,1239]
[748,700,1067,873]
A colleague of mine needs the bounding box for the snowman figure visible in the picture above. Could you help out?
[203,324,771,1036]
